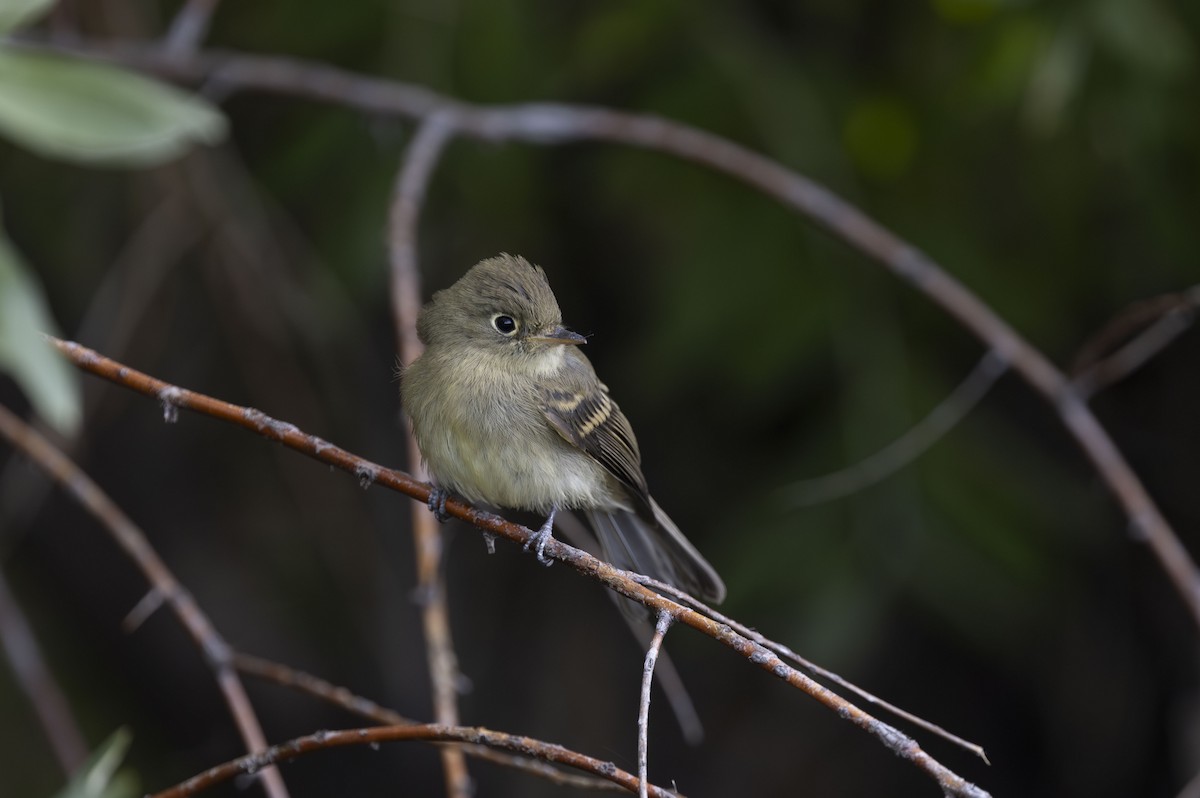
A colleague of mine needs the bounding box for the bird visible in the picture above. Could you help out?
[399,253,725,606]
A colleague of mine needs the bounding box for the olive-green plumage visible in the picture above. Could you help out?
[400,254,725,603]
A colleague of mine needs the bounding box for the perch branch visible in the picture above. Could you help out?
[47,337,990,798]
[0,401,289,798]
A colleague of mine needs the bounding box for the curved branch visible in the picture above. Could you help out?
[149,723,681,798]
[781,350,1008,506]
[47,337,989,798]
[232,652,626,792]
[27,37,1200,630]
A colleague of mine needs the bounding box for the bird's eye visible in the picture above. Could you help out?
[491,314,519,336]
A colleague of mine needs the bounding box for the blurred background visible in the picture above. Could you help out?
[1,1,1199,796]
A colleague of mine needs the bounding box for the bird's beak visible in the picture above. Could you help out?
[530,325,586,346]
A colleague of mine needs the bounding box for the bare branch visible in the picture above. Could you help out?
[163,0,221,57]
[149,723,682,798]
[0,401,290,798]
[639,612,674,798]
[26,37,1200,630]
[233,652,628,792]
[47,337,990,797]
[386,110,469,798]
[630,574,989,764]
[1072,286,1199,397]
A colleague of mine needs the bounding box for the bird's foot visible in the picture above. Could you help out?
[427,486,453,522]
[523,507,557,566]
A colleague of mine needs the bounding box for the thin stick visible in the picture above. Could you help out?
[47,337,990,797]
[0,401,290,798]
[386,113,472,798]
[232,651,626,792]
[0,565,88,774]
[631,574,989,763]
[638,612,674,798]
[149,723,682,798]
[781,350,1007,506]
[163,0,221,57]
[1072,287,1199,397]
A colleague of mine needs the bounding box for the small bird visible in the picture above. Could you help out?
[399,254,725,605]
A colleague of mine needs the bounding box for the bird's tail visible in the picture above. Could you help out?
[583,500,725,604]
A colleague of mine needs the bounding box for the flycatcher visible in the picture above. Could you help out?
[399,254,725,604]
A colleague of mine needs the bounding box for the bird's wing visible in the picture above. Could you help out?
[538,352,653,516]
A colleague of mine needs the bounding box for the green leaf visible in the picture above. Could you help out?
[0,226,81,435]
[0,50,227,167]
[52,728,138,798]
[0,0,55,35]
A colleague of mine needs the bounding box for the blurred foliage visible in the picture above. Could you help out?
[51,728,138,798]
[0,1,1197,797]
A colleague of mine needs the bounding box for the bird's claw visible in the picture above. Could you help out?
[523,508,557,567]
[427,486,452,522]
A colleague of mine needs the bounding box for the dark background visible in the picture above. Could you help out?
[2,1,1199,796]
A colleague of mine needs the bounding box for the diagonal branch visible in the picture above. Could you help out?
[0,401,290,798]
[46,336,990,798]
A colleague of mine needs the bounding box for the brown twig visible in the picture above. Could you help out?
[233,651,627,792]
[27,38,1200,631]
[387,111,468,798]
[0,564,88,774]
[638,612,673,798]
[46,337,990,798]
[149,723,681,798]
[630,574,989,763]
[0,401,290,798]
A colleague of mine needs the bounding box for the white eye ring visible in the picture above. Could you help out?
[491,314,519,336]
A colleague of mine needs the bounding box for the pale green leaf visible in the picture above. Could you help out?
[0,0,55,35]
[0,228,81,435]
[52,728,138,798]
[0,50,227,167]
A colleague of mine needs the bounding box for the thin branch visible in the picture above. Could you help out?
[47,337,990,798]
[29,38,1200,630]
[0,564,88,774]
[0,401,290,798]
[638,612,674,798]
[1072,286,1199,398]
[149,723,682,798]
[233,651,627,792]
[781,350,1008,506]
[630,574,989,764]
[386,113,471,798]
[163,0,221,57]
